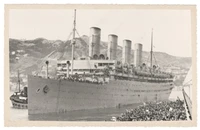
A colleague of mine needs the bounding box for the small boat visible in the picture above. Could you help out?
[10,69,28,109]
[10,87,28,109]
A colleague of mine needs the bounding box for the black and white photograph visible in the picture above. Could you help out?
[4,4,197,126]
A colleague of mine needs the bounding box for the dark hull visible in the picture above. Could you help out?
[28,75,174,115]
[11,100,28,109]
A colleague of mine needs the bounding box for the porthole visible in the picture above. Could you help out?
[43,85,50,94]
[36,88,40,93]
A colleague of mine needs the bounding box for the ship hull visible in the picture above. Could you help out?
[28,75,174,115]
[11,100,28,109]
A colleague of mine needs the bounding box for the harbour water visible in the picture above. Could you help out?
[9,87,183,121]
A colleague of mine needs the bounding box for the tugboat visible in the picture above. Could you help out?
[10,69,28,109]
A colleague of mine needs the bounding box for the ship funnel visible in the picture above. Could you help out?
[134,43,143,67]
[107,34,118,60]
[122,39,132,65]
[89,27,101,58]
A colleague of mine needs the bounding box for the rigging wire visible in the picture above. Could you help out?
[75,29,88,45]
[146,55,150,64]
[153,53,157,65]
[75,29,92,70]
[182,79,192,87]
[66,31,73,42]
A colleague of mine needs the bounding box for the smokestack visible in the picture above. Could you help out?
[122,39,132,65]
[134,43,143,67]
[107,34,118,60]
[89,27,101,58]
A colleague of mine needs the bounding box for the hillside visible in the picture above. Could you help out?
[9,36,192,74]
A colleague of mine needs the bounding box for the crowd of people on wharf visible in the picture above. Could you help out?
[112,99,187,121]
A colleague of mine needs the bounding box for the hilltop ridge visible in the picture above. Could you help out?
[9,36,192,74]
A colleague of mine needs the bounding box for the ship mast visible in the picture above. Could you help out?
[150,28,153,69]
[17,69,20,92]
[71,9,76,75]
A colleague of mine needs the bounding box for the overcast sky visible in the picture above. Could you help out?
[9,9,191,57]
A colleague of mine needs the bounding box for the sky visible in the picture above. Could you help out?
[9,9,192,57]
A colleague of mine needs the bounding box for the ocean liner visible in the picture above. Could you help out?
[28,10,174,115]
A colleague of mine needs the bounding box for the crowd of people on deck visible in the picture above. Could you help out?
[113,99,187,121]
[57,73,110,85]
